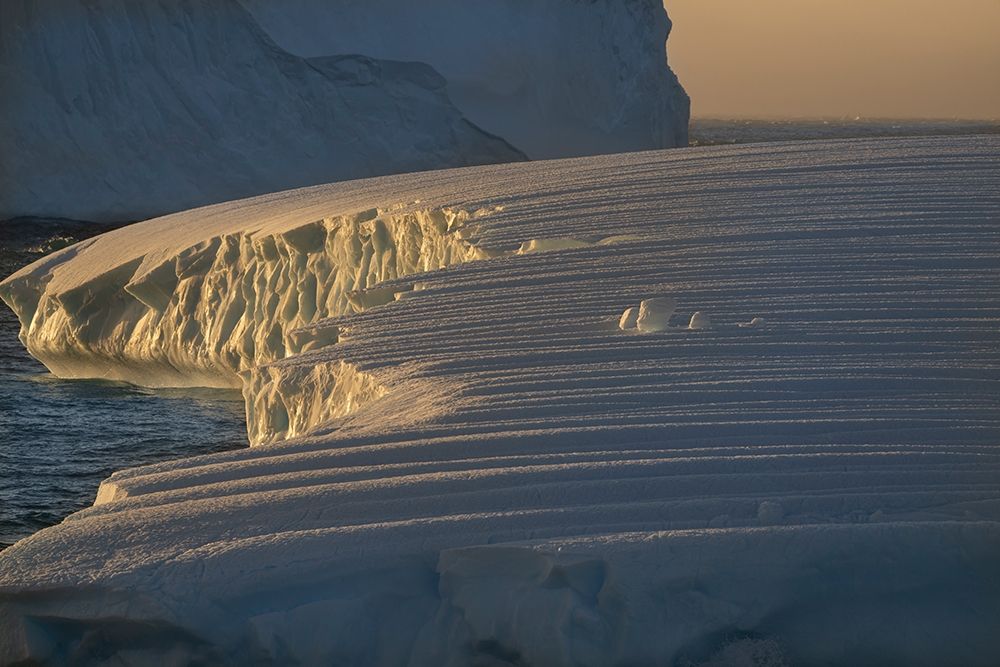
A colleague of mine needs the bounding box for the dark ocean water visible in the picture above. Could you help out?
[1,120,996,550]
[0,220,247,549]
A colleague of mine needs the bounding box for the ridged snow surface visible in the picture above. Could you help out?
[1,137,999,665]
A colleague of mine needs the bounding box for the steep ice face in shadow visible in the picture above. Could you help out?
[1,137,999,665]
[0,0,524,222]
[240,0,691,159]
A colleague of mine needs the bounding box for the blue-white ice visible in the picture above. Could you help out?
[1,137,998,665]
[0,0,688,223]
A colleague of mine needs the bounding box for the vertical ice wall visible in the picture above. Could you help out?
[0,0,687,222]
[0,207,491,392]
[240,0,691,158]
[0,0,524,222]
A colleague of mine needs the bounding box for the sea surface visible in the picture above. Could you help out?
[0,220,247,549]
[689,117,999,146]
[1,119,996,550]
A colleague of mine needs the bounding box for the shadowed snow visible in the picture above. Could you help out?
[1,137,999,665]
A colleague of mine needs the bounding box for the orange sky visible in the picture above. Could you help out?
[665,0,1000,119]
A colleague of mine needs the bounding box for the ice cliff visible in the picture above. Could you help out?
[0,0,689,223]
[0,0,523,222]
[1,137,999,665]
[241,0,691,159]
[0,204,492,391]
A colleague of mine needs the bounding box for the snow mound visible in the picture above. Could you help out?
[688,311,712,330]
[637,296,678,332]
[2,137,1000,665]
[0,0,523,222]
[619,306,640,331]
[241,0,690,160]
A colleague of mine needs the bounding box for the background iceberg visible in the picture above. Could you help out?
[0,0,523,222]
[0,0,689,223]
[242,0,691,159]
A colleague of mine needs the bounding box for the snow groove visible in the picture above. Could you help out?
[1,137,999,665]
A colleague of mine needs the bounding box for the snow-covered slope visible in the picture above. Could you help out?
[0,0,523,223]
[240,0,690,159]
[2,137,999,665]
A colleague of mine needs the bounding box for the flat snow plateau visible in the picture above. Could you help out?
[1,137,999,666]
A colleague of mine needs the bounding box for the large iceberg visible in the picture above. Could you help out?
[241,0,691,159]
[0,0,523,222]
[0,0,689,223]
[1,137,999,665]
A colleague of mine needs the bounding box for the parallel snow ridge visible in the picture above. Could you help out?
[1,137,999,666]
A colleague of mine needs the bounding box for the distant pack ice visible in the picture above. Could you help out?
[0,0,689,223]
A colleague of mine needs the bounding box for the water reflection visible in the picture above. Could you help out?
[0,220,247,549]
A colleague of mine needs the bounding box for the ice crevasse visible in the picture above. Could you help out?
[1,137,1000,665]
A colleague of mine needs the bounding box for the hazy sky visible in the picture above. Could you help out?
[666,0,1000,119]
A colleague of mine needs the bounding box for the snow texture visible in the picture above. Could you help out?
[240,0,691,160]
[1,137,1000,665]
[0,0,523,222]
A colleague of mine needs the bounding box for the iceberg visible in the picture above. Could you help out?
[1,137,999,665]
[0,0,690,223]
[0,0,523,223]
[241,0,691,160]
